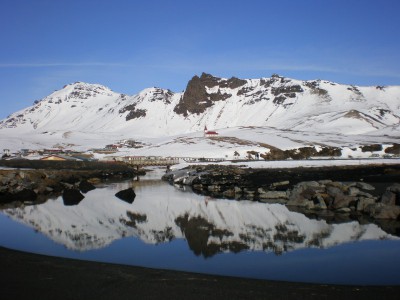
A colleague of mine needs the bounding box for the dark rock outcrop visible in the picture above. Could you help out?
[119,104,147,121]
[261,146,342,160]
[173,73,243,116]
[385,143,400,154]
[361,144,383,152]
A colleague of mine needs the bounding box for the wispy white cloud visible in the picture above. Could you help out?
[0,62,130,68]
[1,58,399,82]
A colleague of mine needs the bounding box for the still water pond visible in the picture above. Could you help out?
[1,169,399,285]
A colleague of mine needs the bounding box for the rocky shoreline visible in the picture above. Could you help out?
[0,160,141,206]
[163,164,400,223]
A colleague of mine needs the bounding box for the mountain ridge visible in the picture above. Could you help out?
[0,73,399,155]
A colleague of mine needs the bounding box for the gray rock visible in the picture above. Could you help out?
[297,181,321,189]
[332,195,356,210]
[347,187,361,196]
[355,182,375,191]
[287,193,310,208]
[271,180,290,187]
[357,197,376,211]
[387,183,400,193]
[326,186,343,198]
[313,194,327,209]
[381,191,396,206]
[366,203,400,219]
[258,189,288,199]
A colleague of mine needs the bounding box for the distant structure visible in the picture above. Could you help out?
[204,126,218,137]
[2,149,11,158]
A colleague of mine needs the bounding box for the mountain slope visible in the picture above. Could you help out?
[0,73,399,152]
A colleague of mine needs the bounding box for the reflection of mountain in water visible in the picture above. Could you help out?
[2,180,397,255]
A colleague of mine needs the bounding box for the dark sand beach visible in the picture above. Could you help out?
[1,246,399,300]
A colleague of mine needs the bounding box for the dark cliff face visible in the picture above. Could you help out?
[174,73,246,116]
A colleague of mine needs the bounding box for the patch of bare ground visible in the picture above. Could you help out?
[208,136,279,150]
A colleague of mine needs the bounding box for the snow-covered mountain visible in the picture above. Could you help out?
[3,179,396,254]
[0,73,399,154]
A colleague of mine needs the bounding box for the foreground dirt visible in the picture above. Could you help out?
[1,247,399,300]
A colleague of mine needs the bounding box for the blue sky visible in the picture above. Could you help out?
[1,0,400,119]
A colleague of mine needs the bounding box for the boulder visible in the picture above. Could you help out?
[355,182,375,191]
[347,187,361,197]
[326,185,345,198]
[287,182,319,207]
[312,193,327,210]
[365,203,400,219]
[332,195,356,210]
[357,197,376,211]
[381,191,396,206]
[115,188,136,204]
[62,188,85,206]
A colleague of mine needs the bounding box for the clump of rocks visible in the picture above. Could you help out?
[0,169,97,205]
[285,181,400,220]
[163,167,400,220]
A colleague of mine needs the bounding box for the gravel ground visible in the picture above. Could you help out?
[1,247,399,300]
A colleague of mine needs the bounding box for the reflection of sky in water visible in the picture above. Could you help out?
[0,168,400,285]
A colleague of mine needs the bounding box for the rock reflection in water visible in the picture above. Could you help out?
[1,177,396,255]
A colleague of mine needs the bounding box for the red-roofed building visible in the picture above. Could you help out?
[204,126,218,137]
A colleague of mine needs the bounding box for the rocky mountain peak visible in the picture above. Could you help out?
[173,73,248,116]
[60,82,114,100]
